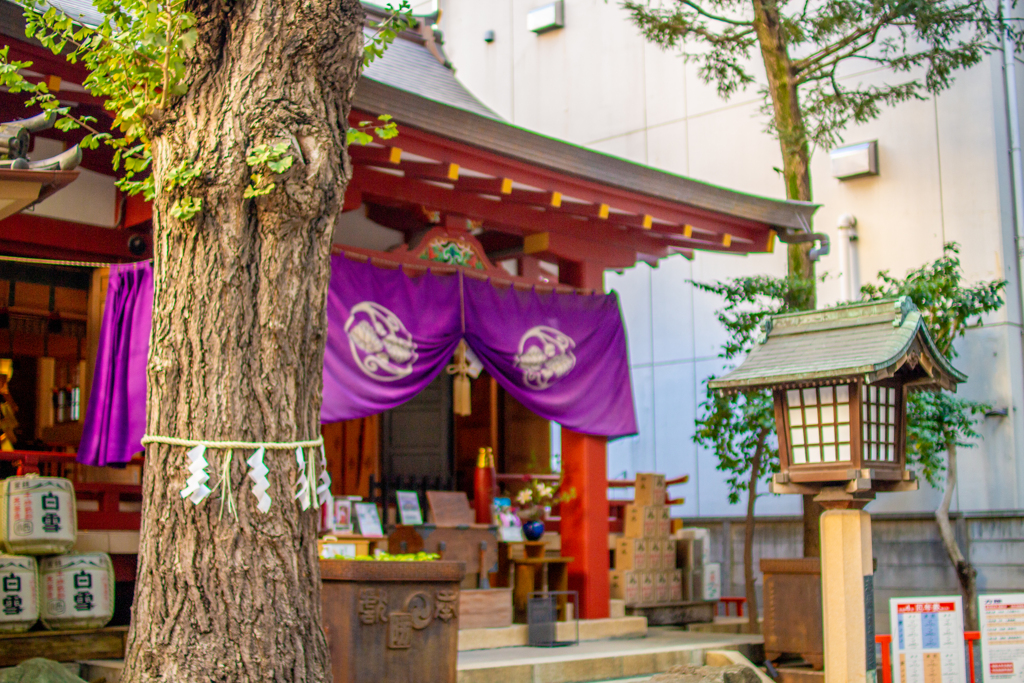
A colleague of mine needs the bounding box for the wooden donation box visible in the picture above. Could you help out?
[762,558,823,669]
[708,298,966,683]
[320,560,466,683]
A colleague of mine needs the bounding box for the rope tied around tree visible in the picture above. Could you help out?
[141,434,329,515]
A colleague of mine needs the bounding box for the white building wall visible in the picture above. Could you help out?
[438,0,1024,516]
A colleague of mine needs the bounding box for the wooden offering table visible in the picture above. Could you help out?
[320,559,466,683]
[495,541,573,623]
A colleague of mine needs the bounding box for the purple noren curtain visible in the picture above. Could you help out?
[78,262,152,467]
[462,276,637,438]
[320,256,463,421]
[78,255,637,467]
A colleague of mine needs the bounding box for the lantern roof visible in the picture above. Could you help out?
[708,297,967,394]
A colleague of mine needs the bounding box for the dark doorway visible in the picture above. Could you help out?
[380,372,454,485]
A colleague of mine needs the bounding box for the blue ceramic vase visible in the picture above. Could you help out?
[522,520,545,541]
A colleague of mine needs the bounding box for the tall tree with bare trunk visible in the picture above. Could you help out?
[1,0,411,677]
[622,0,1014,557]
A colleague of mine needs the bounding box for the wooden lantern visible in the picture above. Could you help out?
[708,297,965,495]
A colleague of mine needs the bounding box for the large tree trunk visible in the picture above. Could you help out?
[745,427,769,633]
[121,0,365,680]
[935,441,979,630]
[750,0,816,299]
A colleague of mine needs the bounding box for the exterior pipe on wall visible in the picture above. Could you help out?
[837,214,859,302]
[1001,0,1024,329]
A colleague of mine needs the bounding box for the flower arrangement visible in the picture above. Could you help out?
[514,477,576,521]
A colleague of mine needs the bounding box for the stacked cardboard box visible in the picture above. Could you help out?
[675,527,720,601]
[609,473,683,606]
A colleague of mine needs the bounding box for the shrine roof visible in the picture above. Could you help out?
[361,28,499,121]
[707,298,966,393]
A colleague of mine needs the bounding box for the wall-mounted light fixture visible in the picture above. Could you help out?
[830,140,879,180]
[527,1,564,34]
[484,30,495,43]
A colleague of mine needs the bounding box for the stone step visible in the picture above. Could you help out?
[79,659,124,683]
[459,617,648,651]
[457,627,763,683]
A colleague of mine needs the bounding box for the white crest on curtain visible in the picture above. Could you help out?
[514,326,576,390]
[344,301,419,381]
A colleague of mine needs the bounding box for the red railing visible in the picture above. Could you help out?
[876,630,981,683]
[719,596,746,617]
[75,482,143,530]
[877,634,893,683]
[0,449,78,475]
[965,631,980,683]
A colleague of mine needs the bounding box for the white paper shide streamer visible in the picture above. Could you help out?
[180,445,211,505]
[294,447,312,510]
[316,447,333,510]
[246,447,272,513]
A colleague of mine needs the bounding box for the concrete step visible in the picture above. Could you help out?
[79,659,123,683]
[457,627,763,683]
[459,617,647,651]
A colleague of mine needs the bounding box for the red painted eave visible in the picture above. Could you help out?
[0,213,151,262]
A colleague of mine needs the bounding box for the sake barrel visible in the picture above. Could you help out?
[39,552,114,630]
[0,554,38,633]
[0,475,77,555]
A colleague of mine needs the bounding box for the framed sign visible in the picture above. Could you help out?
[354,502,384,538]
[396,491,423,526]
[979,594,1024,683]
[890,596,966,683]
[332,498,355,535]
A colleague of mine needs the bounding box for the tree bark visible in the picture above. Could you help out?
[935,441,979,631]
[745,427,769,633]
[750,0,816,301]
[121,0,365,680]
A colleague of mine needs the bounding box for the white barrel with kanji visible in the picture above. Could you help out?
[39,552,114,630]
[0,475,77,555]
[0,554,38,633]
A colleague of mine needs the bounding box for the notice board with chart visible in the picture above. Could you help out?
[890,596,966,683]
[980,594,1024,683]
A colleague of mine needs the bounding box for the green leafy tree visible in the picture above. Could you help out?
[1,0,411,678]
[621,0,1013,297]
[693,274,813,632]
[861,243,1005,630]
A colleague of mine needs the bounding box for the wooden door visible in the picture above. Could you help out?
[381,373,453,484]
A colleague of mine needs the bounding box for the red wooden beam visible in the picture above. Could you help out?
[350,112,774,246]
[523,232,637,270]
[0,213,151,262]
[453,176,512,195]
[352,166,673,259]
[354,166,765,257]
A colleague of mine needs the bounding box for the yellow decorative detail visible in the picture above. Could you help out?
[389,147,402,164]
[642,215,653,229]
[524,232,550,254]
[550,192,562,208]
[722,234,732,248]
[598,204,610,219]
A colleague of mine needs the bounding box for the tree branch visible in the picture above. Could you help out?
[793,13,894,75]
[679,0,753,27]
